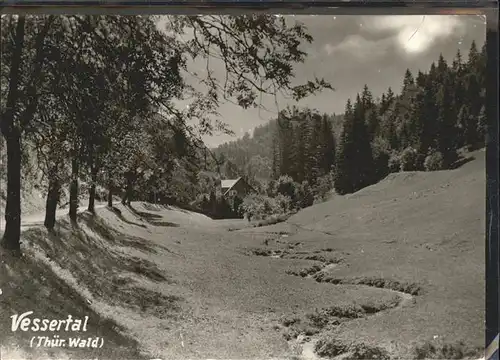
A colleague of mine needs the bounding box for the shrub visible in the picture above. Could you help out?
[266,179,278,197]
[388,152,401,173]
[413,340,482,360]
[240,193,291,221]
[232,195,244,218]
[346,343,390,360]
[400,147,419,171]
[276,175,298,199]
[274,193,292,214]
[424,150,444,171]
[315,337,349,358]
[297,181,315,208]
[312,173,334,203]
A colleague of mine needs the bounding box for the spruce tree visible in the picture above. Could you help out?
[297,115,311,183]
[386,87,395,104]
[452,49,463,73]
[334,96,374,194]
[416,70,426,88]
[308,113,323,183]
[458,104,474,149]
[321,115,336,174]
[367,109,379,140]
[361,84,374,111]
[467,41,480,69]
[477,105,487,147]
[402,69,415,94]
[380,93,387,114]
[271,129,281,179]
[334,99,353,194]
[436,74,458,166]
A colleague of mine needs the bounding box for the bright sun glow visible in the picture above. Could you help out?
[367,15,466,54]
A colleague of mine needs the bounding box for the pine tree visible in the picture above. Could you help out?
[297,116,310,183]
[287,124,299,180]
[320,115,336,174]
[437,53,448,76]
[386,111,399,150]
[367,109,380,140]
[477,105,487,146]
[271,130,280,179]
[278,115,293,177]
[458,104,474,149]
[416,70,426,88]
[380,93,387,114]
[386,87,395,104]
[436,74,458,166]
[467,41,480,69]
[307,113,323,184]
[334,96,374,194]
[361,84,374,111]
[360,84,378,140]
[452,49,463,73]
[402,69,415,93]
[408,89,425,153]
[379,87,395,119]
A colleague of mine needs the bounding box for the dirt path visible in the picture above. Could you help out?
[0,201,112,233]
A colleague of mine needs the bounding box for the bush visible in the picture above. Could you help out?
[424,151,444,171]
[312,173,334,203]
[276,175,298,199]
[266,179,278,197]
[346,343,390,360]
[413,340,482,360]
[297,181,315,208]
[240,193,291,221]
[400,147,419,171]
[388,152,401,173]
[232,195,244,218]
[315,338,349,358]
[274,193,292,214]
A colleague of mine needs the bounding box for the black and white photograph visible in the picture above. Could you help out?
[0,13,487,360]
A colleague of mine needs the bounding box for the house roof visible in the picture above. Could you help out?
[221,177,241,190]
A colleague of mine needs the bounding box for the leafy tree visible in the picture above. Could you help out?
[0,14,333,254]
[1,16,56,251]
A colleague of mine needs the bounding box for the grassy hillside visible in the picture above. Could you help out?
[236,149,485,358]
[0,149,484,360]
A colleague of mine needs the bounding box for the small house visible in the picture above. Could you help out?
[220,177,254,198]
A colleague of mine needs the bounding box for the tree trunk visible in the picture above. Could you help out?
[44,177,60,231]
[121,190,128,205]
[1,135,22,252]
[88,166,98,213]
[107,180,113,208]
[0,17,26,255]
[122,172,133,206]
[69,157,79,222]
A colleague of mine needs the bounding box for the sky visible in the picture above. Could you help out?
[161,15,487,148]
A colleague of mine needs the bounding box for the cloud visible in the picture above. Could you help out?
[363,15,467,55]
[324,35,393,61]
